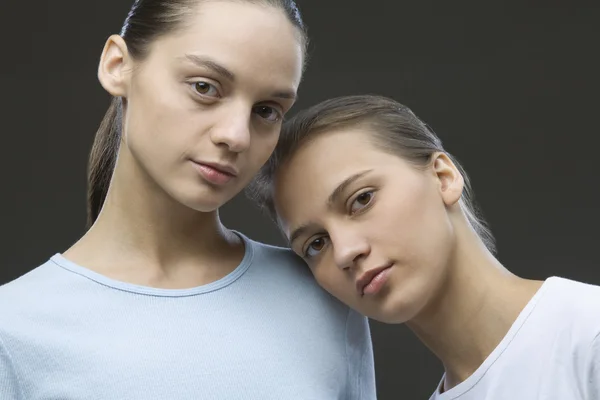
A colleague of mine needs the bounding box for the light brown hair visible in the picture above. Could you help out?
[248,95,496,254]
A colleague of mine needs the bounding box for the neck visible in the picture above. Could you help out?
[65,148,243,287]
[407,223,543,392]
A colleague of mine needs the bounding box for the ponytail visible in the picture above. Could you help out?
[86,97,122,228]
[84,0,307,229]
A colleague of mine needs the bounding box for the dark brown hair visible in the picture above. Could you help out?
[86,0,308,227]
[248,95,496,254]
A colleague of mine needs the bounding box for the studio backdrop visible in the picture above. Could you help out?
[1,1,599,398]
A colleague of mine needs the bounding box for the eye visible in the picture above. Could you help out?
[304,236,329,258]
[252,105,282,123]
[350,190,375,214]
[191,81,220,98]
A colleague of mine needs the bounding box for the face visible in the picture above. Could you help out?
[102,1,303,211]
[274,127,464,324]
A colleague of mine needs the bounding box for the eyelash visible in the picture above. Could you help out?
[189,80,283,124]
[304,236,329,259]
[302,190,376,259]
[252,104,283,124]
[190,80,221,99]
[348,190,376,215]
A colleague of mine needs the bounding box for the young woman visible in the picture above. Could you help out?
[251,94,600,399]
[0,2,376,399]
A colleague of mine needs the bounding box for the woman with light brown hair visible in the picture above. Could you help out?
[251,94,600,400]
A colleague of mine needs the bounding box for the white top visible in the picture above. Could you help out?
[430,277,600,400]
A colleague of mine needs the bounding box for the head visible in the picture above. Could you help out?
[249,95,495,324]
[88,0,308,227]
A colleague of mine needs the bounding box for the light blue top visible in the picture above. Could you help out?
[0,233,375,399]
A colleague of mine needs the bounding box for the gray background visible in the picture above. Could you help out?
[2,1,599,398]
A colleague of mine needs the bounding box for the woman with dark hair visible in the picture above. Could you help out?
[0,3,375,399]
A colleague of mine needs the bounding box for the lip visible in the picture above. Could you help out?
[193,161,238,177]
[356,264,393,296]
[191,160,238,186]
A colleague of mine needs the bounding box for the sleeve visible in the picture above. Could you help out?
[587,333,600,400]
[345,309,377,399]
[0,335,22,400]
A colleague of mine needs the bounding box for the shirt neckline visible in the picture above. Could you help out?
[49,231,255,298]
[433,277,556,399]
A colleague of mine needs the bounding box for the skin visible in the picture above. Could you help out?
[64,1,303,289]
[274,126,543,392]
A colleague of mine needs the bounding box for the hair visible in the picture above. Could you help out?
[247,95,497,254]
[86,0,308,228]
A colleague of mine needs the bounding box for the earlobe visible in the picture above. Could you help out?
[432,152,464,206]
[98,35,131,97]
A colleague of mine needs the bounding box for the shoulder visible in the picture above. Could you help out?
[0,257,58,300]
[0,257,69,329]
[244,238,376,396]
[244,237,339,304]
[545,277,600,316]
[242,235,367,322]
[540,277,600,343]
[243,235,314,280]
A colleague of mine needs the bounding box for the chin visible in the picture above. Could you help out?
[185,196,231,213]
[370,310,413,325]
[367,292,424,325]
[171,189,232,213]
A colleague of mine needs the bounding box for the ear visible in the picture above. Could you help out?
[431,152,464,206]
[98,35,132,97]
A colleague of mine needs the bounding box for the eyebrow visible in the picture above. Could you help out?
[182,54,297,101]
[327,169,373,206]
[272,90,297,100]
[288,169,373,246]
[183,54,236,81]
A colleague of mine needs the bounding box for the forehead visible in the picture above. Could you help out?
[148,1,303,88]
[274,128,389,232]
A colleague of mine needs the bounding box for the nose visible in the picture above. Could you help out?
[331,229,371,270]
[209,107,252,153]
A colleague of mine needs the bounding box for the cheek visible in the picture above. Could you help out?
[374,186,452,263]
[412,193,454,256]
[126,97,212,174]
[396,206,454,306]
[126,70,194,152]
[245,131,279,169]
